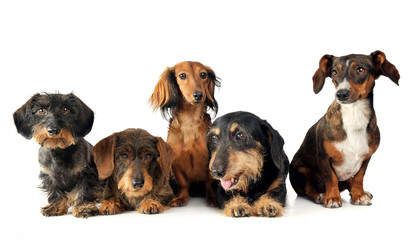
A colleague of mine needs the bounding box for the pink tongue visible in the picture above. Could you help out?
[220,179,232,190]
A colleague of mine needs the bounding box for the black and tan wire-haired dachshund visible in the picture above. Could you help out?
[149,61,220,207]
[13,93,102,218]
[290,51,400,208]
[93,128,175,215]
[207,111,289,217]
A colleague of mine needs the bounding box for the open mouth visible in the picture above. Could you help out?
[219,171,244,190]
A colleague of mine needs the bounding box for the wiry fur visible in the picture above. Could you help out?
[93,128,175,215]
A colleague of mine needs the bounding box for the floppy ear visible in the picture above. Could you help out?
[312,54,334,94]
[204,66,221,116]
[260,120,289,174]
[13,94,40,139]
[70,93,94,138]
[93,134,116,180]
[371,50,400,85]
[155,137,174,180]
[148,67,179,120]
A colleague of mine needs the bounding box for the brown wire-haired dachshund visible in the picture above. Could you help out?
[207,111,289,217]
[93,128,174,214]
[13,93,102,218]
[290,51,400,208]
[149,61,221,207]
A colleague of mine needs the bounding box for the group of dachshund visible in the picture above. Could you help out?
[13,50,400,218]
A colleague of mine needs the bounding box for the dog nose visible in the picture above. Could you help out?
[211,167,226,178]
[336,89,350,102]
[47,127,61,136]
[131,179,144,189]
[193,91,203,101]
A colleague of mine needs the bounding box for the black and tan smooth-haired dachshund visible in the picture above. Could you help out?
[207,111,289,217]
[13,93,102,218]
[93,128,174,214]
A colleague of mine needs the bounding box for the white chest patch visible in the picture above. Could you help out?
[333,100,371,181]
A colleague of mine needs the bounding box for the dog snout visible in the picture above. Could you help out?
[193,91,204,101]
[47,127,61,136]
[211,161,226,178]
[131,178,144,189]
[336,89,350,102]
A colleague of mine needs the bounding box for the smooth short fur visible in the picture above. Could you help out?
[290,51,400,208]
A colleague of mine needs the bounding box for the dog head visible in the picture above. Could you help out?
[13,93,94,149]
[207,111,286,193]
[149,61,220,120]
[312,50,400,104]
[93,128,174,199]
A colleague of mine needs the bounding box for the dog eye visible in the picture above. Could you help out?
[179,73,187,80]
[200,72,207,79]
[62,107,70,114]
[357,67,365,74]
[211,134,219,143]
[331,70,338,76]
[120,153,129,160]
[235,131,246,141]
[37,108,47,115]
[145,153,152,160]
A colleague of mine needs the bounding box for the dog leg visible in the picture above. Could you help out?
[41,198,68,217]
[169,169,190,207]
[252,179,285,217]
[323,169,342,208]
[222,195,251,217]
[205,174,217,207]
[347,159,373,206]
[138,199,168,214]
[100,198,124,215]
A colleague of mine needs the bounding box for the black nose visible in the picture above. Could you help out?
[131,179,144,189]
[336,89,350,102]
[211,167,226,178]
[47,127,61,136]
[193,91,203,101]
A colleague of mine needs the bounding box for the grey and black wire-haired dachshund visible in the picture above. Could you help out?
[13,93,102,218]
[290,51,400,208]
[93,128,175,215]
[207,111,289,217]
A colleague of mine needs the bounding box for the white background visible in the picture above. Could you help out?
[1,0,408,239]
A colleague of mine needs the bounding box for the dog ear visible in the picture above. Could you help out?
[13,94,40,139]
[149,67,179,120]
[371,50,400,85]
[70,93,94,138]
[312,55,334,94]
[260,120,288,174]
[93,134,116,180]
[155,137,174,180]
[204,66,221,116]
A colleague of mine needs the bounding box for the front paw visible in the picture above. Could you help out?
[252,196,284,217]
[41,199,68,217]
[222,196,251,217]
[138,199,167,214]
[168,196,189,207]
[323,194,342,208]
[99,198,124,215]
[350,191,373,206]
[73,203,99,218]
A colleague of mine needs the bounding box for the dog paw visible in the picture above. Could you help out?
[41,200,68,217]
[224,205,251,217]
[252,196,284,217]
[314,193,325,204]
[99,199,124,215]
[351,192,373,206]
[138,199,166,214]
[73,203,99,218]
[323,195,342,208]
[168,196,188,207]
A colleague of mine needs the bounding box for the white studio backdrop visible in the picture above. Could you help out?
[1,1,408,239]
